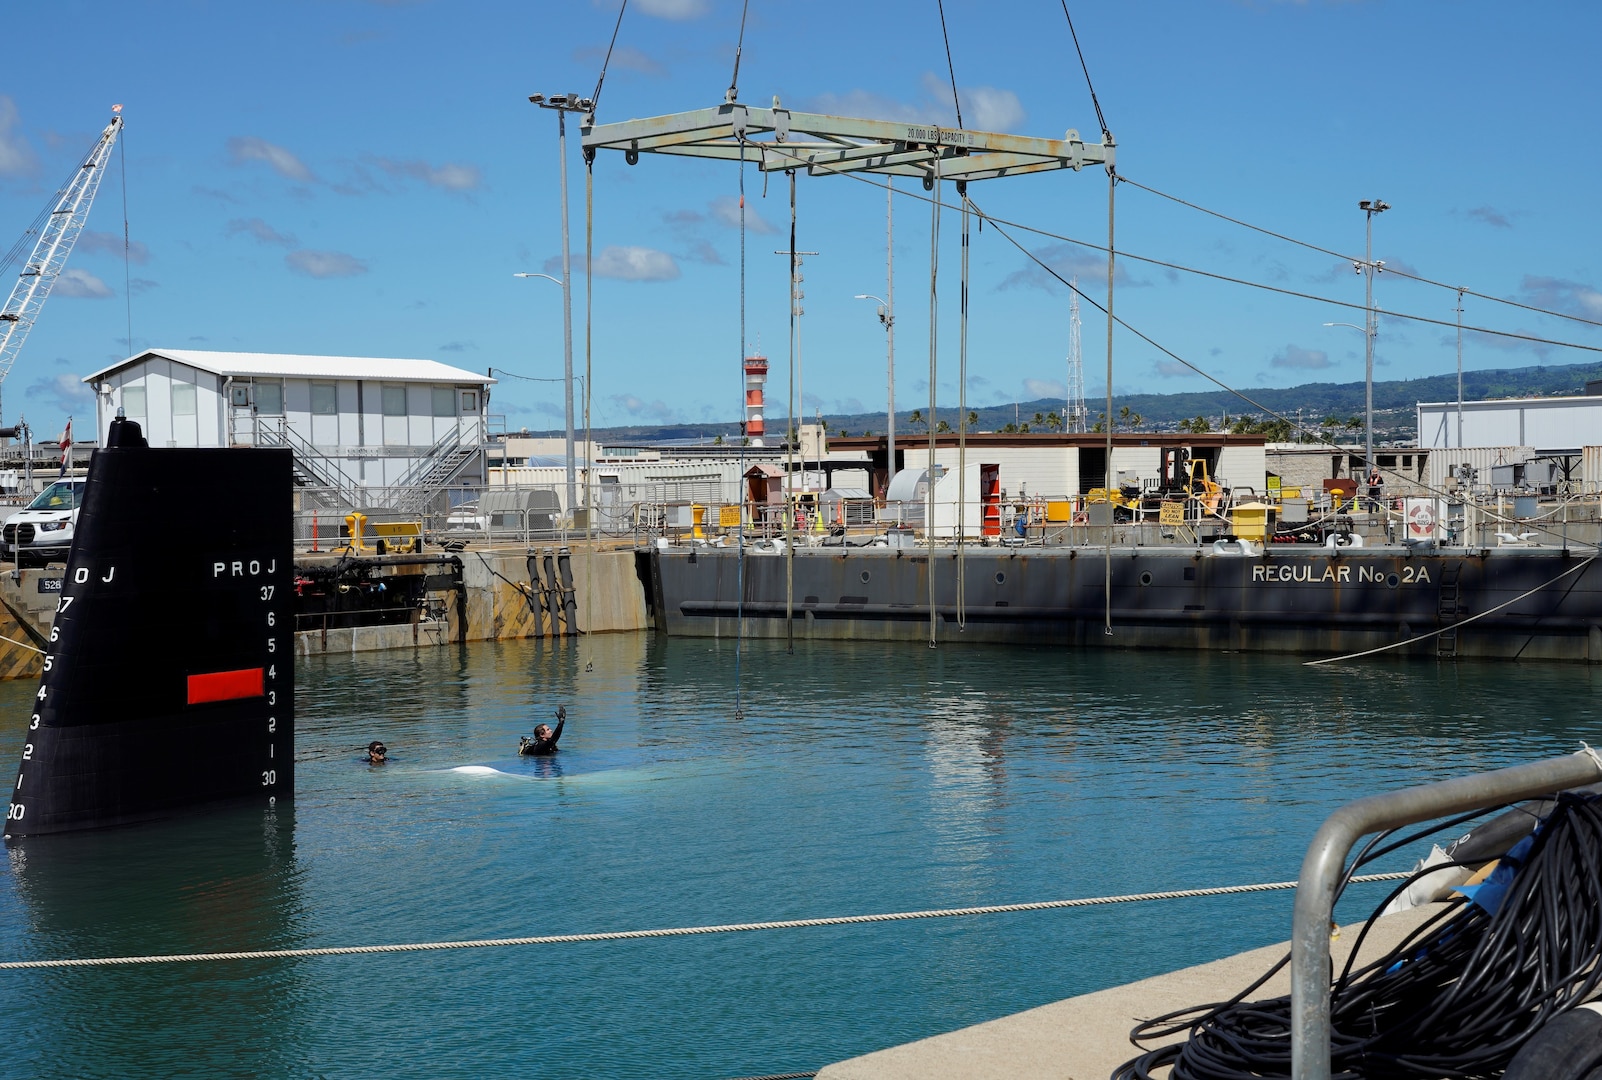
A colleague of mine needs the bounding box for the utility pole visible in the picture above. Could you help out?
[529,92,592,524]
[1358,198,1390,470]
[885,180,895,484]
[1456,288,1465,448]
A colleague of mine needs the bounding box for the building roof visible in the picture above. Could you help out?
[829,432,1267,450]
[83,350,496,386]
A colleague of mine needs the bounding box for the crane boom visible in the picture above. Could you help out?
[0,110,124,423]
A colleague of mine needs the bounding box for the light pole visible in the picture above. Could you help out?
[1322,320,1369,457]
[512,270,574,509]
[854,293,895,496]
[528,91,592,524]
[1356,198,1390,470]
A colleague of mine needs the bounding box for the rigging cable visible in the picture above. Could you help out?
[785,168,797,654]
[956,181,969,631]
[1060,1,1109,141]
[0,871,1410,970]
[733,130,748,719]
[926,155,941,648]
[726,0,751,102]
[935,0,964,128]
[588,0,629,113]
[1119,174,1602,331]
[1103,161,1116,637]
[582,136,596,660]
[119,118,132,355]
[753,143,1602,357]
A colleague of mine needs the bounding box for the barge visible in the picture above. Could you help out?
[645,540,1602,661]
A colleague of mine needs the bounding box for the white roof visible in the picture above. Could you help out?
[83,350,495,386]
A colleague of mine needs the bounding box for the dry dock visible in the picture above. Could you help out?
[817,904,1443,1080]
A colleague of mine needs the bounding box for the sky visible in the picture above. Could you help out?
[1,0,1600,438]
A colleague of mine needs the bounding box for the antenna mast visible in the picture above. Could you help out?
[1066,277,1086,433]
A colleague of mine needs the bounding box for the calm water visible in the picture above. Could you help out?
[1,635,1599,1079]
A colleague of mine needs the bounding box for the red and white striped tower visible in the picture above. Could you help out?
[743,353,769,446]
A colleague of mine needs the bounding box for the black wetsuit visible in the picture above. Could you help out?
[519,718,564,756]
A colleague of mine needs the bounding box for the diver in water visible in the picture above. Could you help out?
[365,741,388,765]
[519,706,566,756]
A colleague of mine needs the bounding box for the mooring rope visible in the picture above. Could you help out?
[1305,555,1598,666]
[0,873,1410,970]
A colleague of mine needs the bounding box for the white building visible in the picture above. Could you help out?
[83,350,495,506]
[1418,394,1602,454]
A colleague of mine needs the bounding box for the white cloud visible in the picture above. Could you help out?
[999,243,1142,292]
[25,373,94,413]
[1270,344,1333,370]
[1466,205,1512,229]
[634,0,710,19]
[0,96,38,178]
[1152,360,1195,378]
[1022,378,1067,399]
[609,393,677,421]
[227,136,314,182]
[77,230,151,264]
[709,195,775,233]
[228,217,299,247]
[550,245,680,282]
[54,269,113,298]
[371,156,483,192]
[1521,276,1602,320]
[286,249,368,278]
[805,90,926,124]
[574,44,666,77]
[917,74,1025,131]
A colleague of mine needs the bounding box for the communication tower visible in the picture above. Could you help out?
[1065,278,1087,433]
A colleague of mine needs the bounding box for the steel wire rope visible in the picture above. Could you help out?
[1302,555,1597,666]
[582,140,595,662]
[926,155,941,648]
[785,168,797,654]
[1103,151,1116,636]
[956,182,970,630]
[118,119,133,355]
[749,143,1602,358]
[738,144,1598,544]
[587,0,629,113]
[1060,0,1110,142]
[964,200,1602,540]
[935,0,964,128]
[0,872,1411,970]
[1119,174,1602,332]
[726,0,751,103]
[734,132,748,718]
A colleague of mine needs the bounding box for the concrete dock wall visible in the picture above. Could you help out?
[297,547,650,659]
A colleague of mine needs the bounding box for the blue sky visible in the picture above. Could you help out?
[2,0,1600,437]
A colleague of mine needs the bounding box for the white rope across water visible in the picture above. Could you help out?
[0,872,1410,970]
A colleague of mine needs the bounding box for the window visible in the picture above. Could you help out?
[460,389,478,413]
[432,387,455,417]
[311,382,338,416]
[230,384,251,407]
[121,386,146,417]
[255,381,284,415]
[382,385,407,417]
[172,382,197,416]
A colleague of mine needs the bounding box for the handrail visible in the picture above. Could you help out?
[1290,749,1602,1080]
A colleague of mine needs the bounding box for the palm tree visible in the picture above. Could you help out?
[966,410,979,430]
[935,419,952,434]
[908,409,926,433]
[1045,411,1062,431]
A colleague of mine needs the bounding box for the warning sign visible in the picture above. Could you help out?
[1158,501,1185,526]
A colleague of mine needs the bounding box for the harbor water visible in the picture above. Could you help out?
[1,634,1599,1079]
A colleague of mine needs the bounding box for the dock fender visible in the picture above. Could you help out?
[1503,1005,1602,1080]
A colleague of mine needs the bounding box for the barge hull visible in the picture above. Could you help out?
[651,546,1602,661]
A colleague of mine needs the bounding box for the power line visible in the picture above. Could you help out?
[1120,174,1602,332]
[754,142,1602,358]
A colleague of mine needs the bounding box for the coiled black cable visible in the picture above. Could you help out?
[1115,794,1602,1080]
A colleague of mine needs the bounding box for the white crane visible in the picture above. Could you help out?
[0,107,124,424]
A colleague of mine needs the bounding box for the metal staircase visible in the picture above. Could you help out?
[376,423,482,515]
[246,416,363,510]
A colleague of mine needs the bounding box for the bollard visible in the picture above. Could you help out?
[344,511,366,552]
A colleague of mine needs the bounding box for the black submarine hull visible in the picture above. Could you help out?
[5,439,294,837]
[648,544,1602,661]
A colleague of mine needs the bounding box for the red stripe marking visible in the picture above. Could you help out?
[187,668,265,705]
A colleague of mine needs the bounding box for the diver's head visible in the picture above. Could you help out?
[367,740,388,763]
[534,724,552,741]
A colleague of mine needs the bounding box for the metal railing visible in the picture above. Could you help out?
[1290,750,1602,1080]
